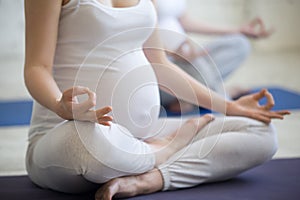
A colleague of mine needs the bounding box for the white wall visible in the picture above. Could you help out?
[186,0,300,52]
[0,0,25,59]
[245,0,300,51]
[0,0,299,100]
[1,0,300,59]
[0,0,27,100]
[187,0,246,25]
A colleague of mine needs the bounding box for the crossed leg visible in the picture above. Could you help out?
[26,114,213,194]
[95,116,277,200]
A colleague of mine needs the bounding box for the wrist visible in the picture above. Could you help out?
[236,27,243,34]
[52,95,63,116]
[225,100,234,116]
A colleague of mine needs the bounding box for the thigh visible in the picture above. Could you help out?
[27,120,155,193]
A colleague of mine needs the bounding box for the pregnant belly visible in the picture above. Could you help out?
[55,52,160,139]
[108,65,160,139]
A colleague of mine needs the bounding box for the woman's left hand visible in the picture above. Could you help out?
[226,89,290,124]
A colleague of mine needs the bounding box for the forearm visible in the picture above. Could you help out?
[144,26,229,114]
[24,65,61,112]
[179,13,240,35]
[154,59,229,114]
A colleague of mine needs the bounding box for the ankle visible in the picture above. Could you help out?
[136,170,163,194]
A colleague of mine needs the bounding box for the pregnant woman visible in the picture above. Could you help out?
[24,0,289,199]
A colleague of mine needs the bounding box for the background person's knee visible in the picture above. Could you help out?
[233,34,252,59]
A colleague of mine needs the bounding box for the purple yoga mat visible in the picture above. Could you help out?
[0,158,299,200]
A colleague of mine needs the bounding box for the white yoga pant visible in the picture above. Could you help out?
[26,116,277,193]
[158,116,277,190]
[161,34,251,104]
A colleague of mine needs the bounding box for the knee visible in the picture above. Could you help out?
[262,123,278,160]
[30,120,94,171]
[69,121,155,174]
[59,121,94,164]
[228,117,278,163]
[231,34,252,60]
[248,120,278,162]
[58,121,125,175]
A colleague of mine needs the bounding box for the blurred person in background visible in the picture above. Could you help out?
[156,0,274,113]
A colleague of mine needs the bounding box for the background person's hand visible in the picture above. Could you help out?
[226,89,290,124]
[55,86,113,126]
[173,39,208,62]
[240,17,275,39]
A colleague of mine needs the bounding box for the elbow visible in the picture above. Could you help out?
[23,63,51,90]
[143,47,169,64]
[23,64,31,89]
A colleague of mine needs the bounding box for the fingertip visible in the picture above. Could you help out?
[92,100,96,107]
[203,114,215,122]
[77,86,88,91]
[262,88,268,94]
[105,115,113,121]
[208,114,215,121]
[106,106,113,112]
[90,97,96,107]
[253,89,265,100]
[83,86,90,92]
[87,89,97,100]
[104,122,112,126]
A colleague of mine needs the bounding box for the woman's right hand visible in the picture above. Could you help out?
[54,86,113,126]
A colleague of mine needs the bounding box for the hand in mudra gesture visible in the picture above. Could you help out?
[240,17,275,39]
[227,89,290,124]
[55,86,113,126]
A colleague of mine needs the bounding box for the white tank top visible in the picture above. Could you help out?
[29,0,160,139]
[156,0,187,51]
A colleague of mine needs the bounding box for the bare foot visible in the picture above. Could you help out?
[95,169,163,200]
[168,99,196,113]
[147,114,215,166]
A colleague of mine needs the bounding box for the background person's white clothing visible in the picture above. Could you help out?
[156,0,187,50]
[172,34,250,97]
[156,0,251,104]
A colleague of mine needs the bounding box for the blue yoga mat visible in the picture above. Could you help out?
[162,87,300,117]
[0,100,33,126]
[0,87,299,127]
[252,87,300,110]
